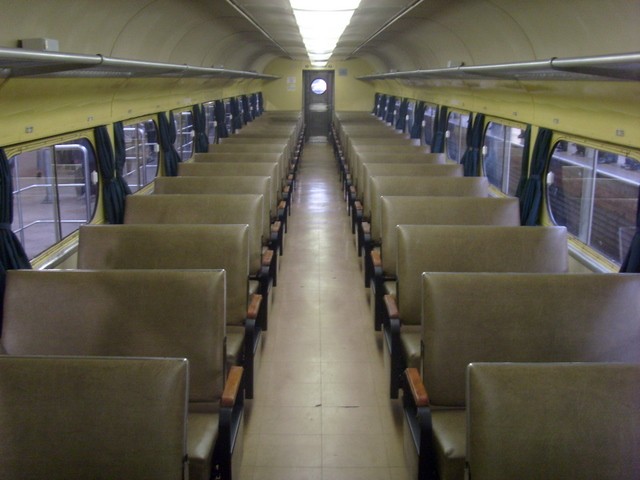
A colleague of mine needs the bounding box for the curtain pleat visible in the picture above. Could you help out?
[95,125,129,224]
[257,92,264,115]
[372,93,381,115]
[250,94,258,120]
[377,94,387,119]
[518,128,553,225]
[0,149,32,329]
[431,106,448,154]
[385,96,397,124]
[410,101,426,139]
[460,114,484,177]
[620,190,640,272]
[157,112,181,177]
[214,100,229,142]
[241,95,252,124]
[395,99,409,132]
[192,105,209,153]
[230,98,242,133]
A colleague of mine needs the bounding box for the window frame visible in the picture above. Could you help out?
[6,130,99,264]
[544,134,640,270]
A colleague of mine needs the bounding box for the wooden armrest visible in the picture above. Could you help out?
[371,249,382,268]
[283,186,291,194]
[405,368,429,407]
[221,366,244,408]
[278,200,287,210]
[247,294,262,320]
[262,249,274,267]
[362,222,371,235]
[354,201,363,212]
[271,221,282,234]
[384,294,399,320]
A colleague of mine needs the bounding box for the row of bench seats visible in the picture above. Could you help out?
[332,111,640,480]
[0,111,305,480]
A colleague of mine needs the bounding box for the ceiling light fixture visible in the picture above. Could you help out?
[290,0,361,67]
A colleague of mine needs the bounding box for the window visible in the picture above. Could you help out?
[122,119,159,193]
[483,122,526,195]
[203,101,217,145]
[547,141,639,266]
[11,138,98,260]
[405,101,415,135]
[173,110,194,161]
[224,100,232,135]
[310,78,327,95]
[446,111,470,163]
[422,104,437,147]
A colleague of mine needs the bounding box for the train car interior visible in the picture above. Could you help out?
[0,1,638,479]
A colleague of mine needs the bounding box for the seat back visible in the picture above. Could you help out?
[208,143,289,163]
[2,269,225,412]
[421,272,640,407]
[380,196,520,275]
[466,362,640,480]
[353,152,445,192]
[78,224,249,327]
[0,355,188,480]
[177,162,281,201]
[396,225,568,327]
[193,152,285,185]
[124,194,263,273]
[369,177,489,239]
[154,176,274,231]
[361,162,463,206]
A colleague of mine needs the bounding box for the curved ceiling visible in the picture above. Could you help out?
[0,0,637,75]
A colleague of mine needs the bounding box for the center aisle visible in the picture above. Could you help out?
[240,143,410,480]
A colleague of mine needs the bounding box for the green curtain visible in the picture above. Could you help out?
[249,94,258,119]
[241,95,252,124]
[385,96,397,124]
[373,93,381,115]
[620,190,640,272]
[157,112,181,177]
[214,100,229,142]
[257,92,264,115]
[518,128,553,225]
[377,94,387,119]
[431,106,448,154]
[410,101,426,139]
[95,124,130,224]
[192,105,209,153]
[395,99,409,132]
[460,113,484,177]
[0,149,31,329]
[230,98,242,133]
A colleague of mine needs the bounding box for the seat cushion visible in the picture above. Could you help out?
[431,409,466,480]
[187,412,219,480]
[399,326,421,370]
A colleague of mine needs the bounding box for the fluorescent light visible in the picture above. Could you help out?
[290,0,361,66]
[290,0,360,10]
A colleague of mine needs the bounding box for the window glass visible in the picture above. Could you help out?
[173,110,194,161]
[310,78,327,95]
[483,122,526,195]
[446,111,470,163]
[11,138,98,259]
[122,120,159,193]
[547,141,639,265]
[203,101,216,145]
[423,104,437,147]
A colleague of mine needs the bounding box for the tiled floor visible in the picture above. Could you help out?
[239,143,410,480]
